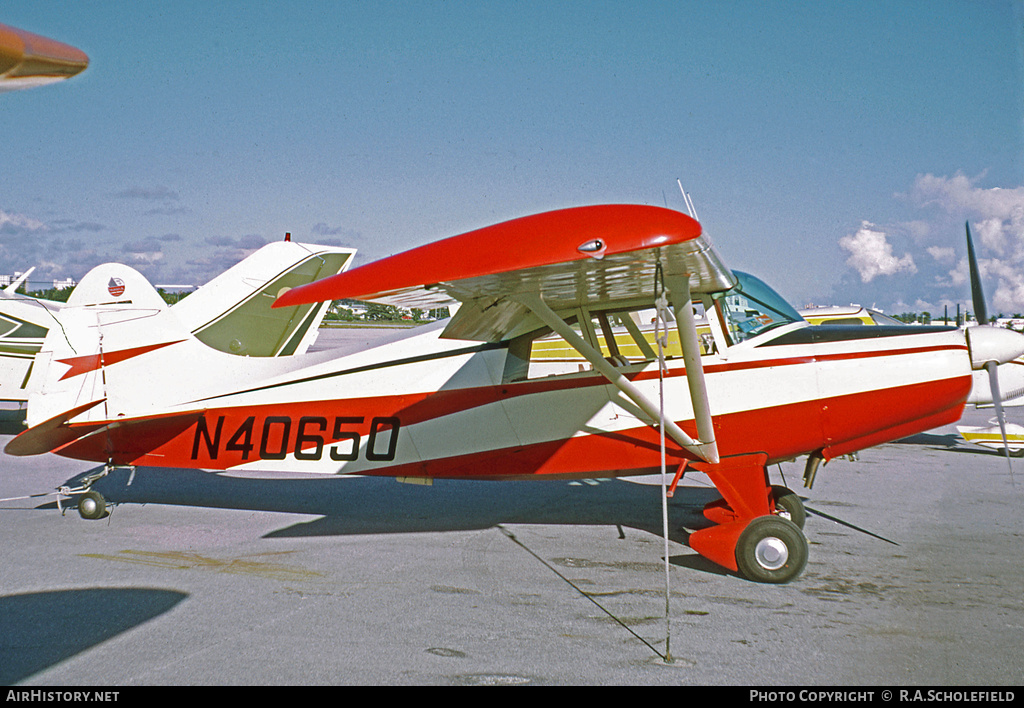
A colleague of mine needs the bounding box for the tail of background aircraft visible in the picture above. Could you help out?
[15,262,185,442]
[0,239,355,404]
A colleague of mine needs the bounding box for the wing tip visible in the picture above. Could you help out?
[0,23,89,91]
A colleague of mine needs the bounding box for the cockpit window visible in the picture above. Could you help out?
[715,271,804,344]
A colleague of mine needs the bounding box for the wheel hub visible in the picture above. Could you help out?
[754,536,789,570]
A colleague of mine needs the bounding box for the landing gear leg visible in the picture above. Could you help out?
[686,454,809,583]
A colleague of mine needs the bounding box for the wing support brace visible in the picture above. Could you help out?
[514,292,719,464]
[663,274,717,463]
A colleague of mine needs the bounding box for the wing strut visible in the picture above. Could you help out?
[663,273,717,460]
[514,292,719,464]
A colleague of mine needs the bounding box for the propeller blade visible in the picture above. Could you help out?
[969,221,1016,483]
[967,221,988,325]
[985,360,1014,478]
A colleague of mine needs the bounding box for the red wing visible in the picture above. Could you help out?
[274,204,735,341]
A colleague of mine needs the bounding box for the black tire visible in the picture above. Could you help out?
[771,484,806,529]
[735,515,808,584]
[78,490,107,520]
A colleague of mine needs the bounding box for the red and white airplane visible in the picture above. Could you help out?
[7,205,1022,583]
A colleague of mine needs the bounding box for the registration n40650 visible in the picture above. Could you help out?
[190,415,401,462]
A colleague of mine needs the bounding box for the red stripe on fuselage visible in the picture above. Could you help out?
[355,376,971,480]
[58,370,971,476]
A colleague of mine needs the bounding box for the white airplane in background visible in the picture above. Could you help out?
[7,204,1023,585]
[801,304,1024,455]
[800,305,903,326]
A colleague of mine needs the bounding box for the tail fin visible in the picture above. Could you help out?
[64,262,169,311]
[18,262,189,436]
[169,240,355,357]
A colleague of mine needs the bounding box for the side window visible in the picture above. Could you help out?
[501,304,715,383]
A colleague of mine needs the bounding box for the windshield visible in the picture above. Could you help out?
[715,271,805,344]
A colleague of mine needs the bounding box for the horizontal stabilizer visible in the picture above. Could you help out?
[3,399,104,457]
[3,267,34,295]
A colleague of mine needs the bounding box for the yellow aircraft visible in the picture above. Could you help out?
[799,305,902,327]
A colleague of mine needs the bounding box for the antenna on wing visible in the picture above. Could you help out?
[677,179,699,221]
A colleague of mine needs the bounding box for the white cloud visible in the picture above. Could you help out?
[926,246,955,263]
[908,172,1024,220]
[0,209,45,235]
[839,222,917,283]
[128,251,164,265]
[975,217,1009,255]
[946,257,968,287]
[835,173,1024,314]
[908,173,1024,312]
[984,259,1024,314]
[900,220,932,242]
[907,172,1024,257]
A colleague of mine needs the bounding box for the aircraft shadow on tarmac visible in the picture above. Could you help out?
[894,432,960,447]
[891,431,1016,458]
[0,587,187,684]
[894,431,1024,458]
[65,465,723,550]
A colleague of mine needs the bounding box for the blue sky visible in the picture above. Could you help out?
[3,1,1023,316]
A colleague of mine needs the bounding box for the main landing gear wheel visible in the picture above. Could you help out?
[78,490,108,520]
[735,515,808,584]
[771,484,806,529]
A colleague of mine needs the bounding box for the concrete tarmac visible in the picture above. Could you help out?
[1,400,1022,685]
